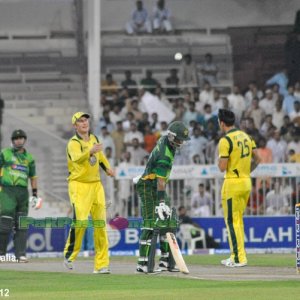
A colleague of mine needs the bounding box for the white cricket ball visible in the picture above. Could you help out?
[174,52,183,61]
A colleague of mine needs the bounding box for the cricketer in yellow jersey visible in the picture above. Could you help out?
[217,109,260,268]
[63,112,115,274]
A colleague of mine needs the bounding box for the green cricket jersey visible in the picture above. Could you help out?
[0,147,36,187]
[141,136,175,181]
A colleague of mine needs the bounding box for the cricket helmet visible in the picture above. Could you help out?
[11,129,27,140]
[167,121,190,148]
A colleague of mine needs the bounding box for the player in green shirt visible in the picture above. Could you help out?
[135,121,190,273]
[0,129,40,262]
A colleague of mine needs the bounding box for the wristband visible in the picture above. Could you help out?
[32,188,38,197]
[157,190,165,202]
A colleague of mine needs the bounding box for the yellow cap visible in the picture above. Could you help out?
[72,112,90,124]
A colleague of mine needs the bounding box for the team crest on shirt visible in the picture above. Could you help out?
[184,129,188,137]
[89,155,97,166]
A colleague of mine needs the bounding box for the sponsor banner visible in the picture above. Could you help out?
[8,216,295,253]
[116,163,300,180]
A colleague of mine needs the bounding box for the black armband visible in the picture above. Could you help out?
[32,188,38,197]
[99,162,107,172]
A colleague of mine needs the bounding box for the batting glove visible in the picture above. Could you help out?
[29,196,43,210]
[155,202,171,220]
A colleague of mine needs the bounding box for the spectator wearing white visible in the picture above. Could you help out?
[199,53,219,86]
[109,104,125,128]
[244,81,263,109]
[265,181,290,215]
[227,85,246,123]
[197,81,214,113]
[152,0,173,34]
[244,97,265,129]
[182,101,199,126]
[266,130,288,163]
[188,126,208,164]
[272,98,285,130]
[124,121,144,151]
[97,126,116,160]
[122,111,135,132]
[259,114,275,139]
[126,0,152,35]
[191,183,212,217]
[128,138,149,165]
[211,90,224,115]
[259,89,275,115]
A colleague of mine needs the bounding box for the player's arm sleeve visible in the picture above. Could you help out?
[155,157,172,179]
[98,151,111,173]
[28,157,37,179]
[218,137,231,158]
[67,140,90,163]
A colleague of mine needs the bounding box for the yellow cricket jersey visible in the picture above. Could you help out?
[66,133,111,182]
[218,129,256,179]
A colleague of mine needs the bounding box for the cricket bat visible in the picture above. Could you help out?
[166,232,189,274]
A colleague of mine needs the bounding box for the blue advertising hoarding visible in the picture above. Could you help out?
[7,216,295,254]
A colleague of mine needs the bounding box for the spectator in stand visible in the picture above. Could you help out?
[287,129,300,157]
[259,89,275,115]
[271,98,285,130]
[124,121,144,151]
[205,133,220,164]
[122,111,136,132]
[266,130,287,163]
[140,70,158,94]
[150,112,160,133]
[227,85,246,123]
[95,111,114,136]
[125,0,152,35]
[270,83,281,102]
[128,138,149,165]
[289,100,300,126]
[182,101,199,126]
[265,180,290,215]
[281,120,296,144]
[282,85,297,115]
[101,73,118,96]
[152,0,173,34]
[143,124,157,153]
[127,98,143,121]
[197,81,214,113]
[165,68,180,97]
[245,117,262,144]
[247,185,264,215]
[109,104,124,128]
[98,126,116,160]
[259,114,275,139]
[244,81,263,109]
[157,121,168,137]
[179,54,199,94]
[111,121,125,164]
[266,69,289,97]
[137,112,150,134]
[190,183,212,217]
[121,70,138,98]
[199,104,218,133]
[172,97,186,121]
[244,97,265,129]
[154,84,173,110]
[288,149,300,163]
[199,53,218,86]
[294,81,300,100]
[211,89,223,115]
[188,126,208,164]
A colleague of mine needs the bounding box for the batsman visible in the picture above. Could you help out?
[135,121,190,273]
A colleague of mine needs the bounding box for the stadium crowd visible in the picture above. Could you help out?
[96,64,300,217]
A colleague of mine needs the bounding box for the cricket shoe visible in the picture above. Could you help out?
[221,257,247,267]
[135,264,161,274]
[17,256,29,263]
[158,261,180,272]
[63,259,74,270]
[93,267,111,274]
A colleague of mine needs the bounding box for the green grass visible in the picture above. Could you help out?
[0,255,299,300]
